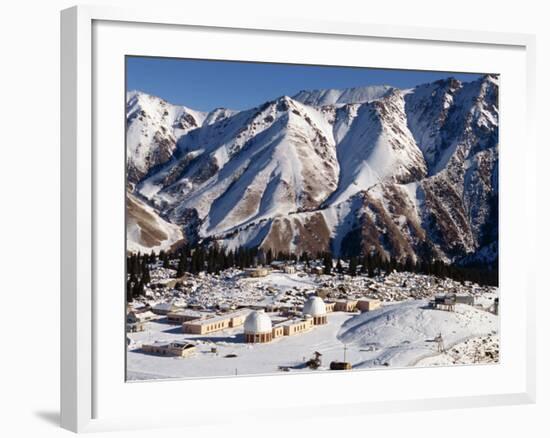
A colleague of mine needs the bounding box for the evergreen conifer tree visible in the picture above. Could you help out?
[323,253,332,275]
[349,256,358,276]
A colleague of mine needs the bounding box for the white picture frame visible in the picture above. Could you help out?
[60,4,537,433]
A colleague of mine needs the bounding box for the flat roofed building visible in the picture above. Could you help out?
[151,302,175,315]
[282,316,314,336]
[324,301,336,313]
[245,267,270,278]
[128,302,148,313]
[142,341,196,357]
[430,295,456,312]
[454,294,475,306]
[283,265,296,274]
[272,325,284,338]
[183,317,228,335]
[127,310,156,324]
[334,299,358,312]
[182,309,249,335]
[357,298,381,312]
[151,299,187,315]
[228,311,247,328]
[166,309,203,324]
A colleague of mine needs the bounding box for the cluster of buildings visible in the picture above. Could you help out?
[129,263,496,361]
[172,295,382,344]
[244,264,296,278]
[137,260,496,320]
[242,295,381,344]
[242,296,325,344]
[428,293,498,315]
[135,294,383,356]
[126,309,156,332]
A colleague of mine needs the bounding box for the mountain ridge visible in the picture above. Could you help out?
[126,75,499,267]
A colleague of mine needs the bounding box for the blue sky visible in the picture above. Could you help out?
[126,56,484,112]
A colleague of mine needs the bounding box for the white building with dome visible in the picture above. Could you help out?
[244,310,274,343]
[302,296,328,325]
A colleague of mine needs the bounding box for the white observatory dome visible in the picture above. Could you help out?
[303,296,327,317]
[244,311,273,334]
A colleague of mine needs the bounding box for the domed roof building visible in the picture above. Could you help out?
[303,296,328,325]
[244,311,273,343]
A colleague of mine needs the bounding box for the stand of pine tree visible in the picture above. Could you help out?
[126,244,498,303]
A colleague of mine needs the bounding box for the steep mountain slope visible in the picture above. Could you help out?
[325,90,427,206]
[404,75,499,174]
[126,192,184,254]
[126,91,207,184]
[139,96,339,239]
[325,75,499,262]
[409,75,499,262]
[126,75,499,265]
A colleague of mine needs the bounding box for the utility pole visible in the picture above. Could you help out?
[344,344,347,363]
[436,333,444,353]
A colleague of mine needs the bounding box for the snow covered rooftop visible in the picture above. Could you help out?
[244,310,272,334]
[303,296,327,317]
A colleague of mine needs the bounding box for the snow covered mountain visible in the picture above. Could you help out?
[126,91,207,184]
[323,89,427,206]
[126,192,184,254]
[126,75,499,265]
[293,84,392,106]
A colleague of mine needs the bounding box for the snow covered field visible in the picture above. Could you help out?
[128,312,353,380]
[127,276,498,380]
[415,334,499,367]
[338,300,497,368]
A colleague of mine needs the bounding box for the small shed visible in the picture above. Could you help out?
[334,299,358,312]
[311,266,324,275]
[330,361,352,370]
[245,267,270,278]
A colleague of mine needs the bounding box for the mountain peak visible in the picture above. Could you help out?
[480,73,500,86]
[293,84,393,106]
[126,76,498,263]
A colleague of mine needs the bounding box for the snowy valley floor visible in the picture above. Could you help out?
[127,299,498,380]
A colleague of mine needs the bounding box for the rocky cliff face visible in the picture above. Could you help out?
[126,76,498,265]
